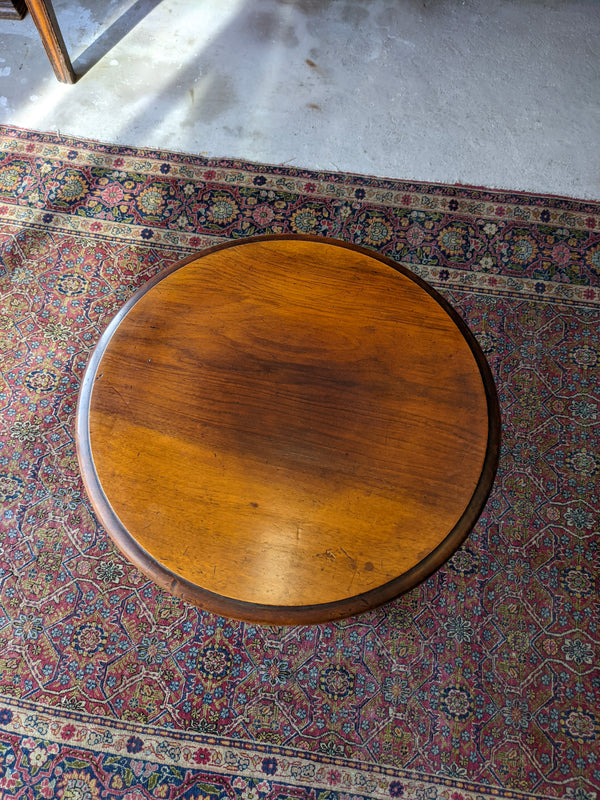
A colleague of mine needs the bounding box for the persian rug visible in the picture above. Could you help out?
[0,124,598,800]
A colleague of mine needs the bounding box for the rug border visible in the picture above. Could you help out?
[0,696,569,800]
[2,123,600,210]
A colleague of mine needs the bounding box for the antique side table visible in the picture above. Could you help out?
[76,235,500,624]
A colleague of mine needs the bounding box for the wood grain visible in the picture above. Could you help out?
[77,236,500,623]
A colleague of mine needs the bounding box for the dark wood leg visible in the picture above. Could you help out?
[23,0,76,83]
[0,0,28,19]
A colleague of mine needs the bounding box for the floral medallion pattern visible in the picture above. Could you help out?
[0,125,599,800]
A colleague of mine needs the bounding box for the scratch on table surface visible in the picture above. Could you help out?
[109,384,129,406]
[339,547,357,570]
[347,568,361,593]
[316,549,336,561]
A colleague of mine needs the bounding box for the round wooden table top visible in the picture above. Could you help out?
[77,235,500,624]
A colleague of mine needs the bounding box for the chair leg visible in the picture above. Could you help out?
[24,0,76,83]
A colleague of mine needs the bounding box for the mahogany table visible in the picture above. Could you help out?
[76,235,500,624]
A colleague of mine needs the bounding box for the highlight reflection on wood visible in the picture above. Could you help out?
[77,236,500,624]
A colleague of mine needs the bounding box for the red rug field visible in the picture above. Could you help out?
[0,125,598,800]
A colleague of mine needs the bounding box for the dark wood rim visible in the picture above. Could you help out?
[76,234,501,624]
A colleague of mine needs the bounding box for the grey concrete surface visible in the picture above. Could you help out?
[0,0,599,198]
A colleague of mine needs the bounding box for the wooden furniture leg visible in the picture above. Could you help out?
[24,0,76,83]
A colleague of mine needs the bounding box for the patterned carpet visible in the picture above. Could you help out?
[0,125,598,800]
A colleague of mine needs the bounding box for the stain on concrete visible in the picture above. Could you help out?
[247,11,281,41]
[246,11,299,47]
[341,3,370,26]
[282,26,300,48]
[277,0,325,13]
[190,72,237,124]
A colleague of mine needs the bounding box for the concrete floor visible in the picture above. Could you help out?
[0,0,599,199]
